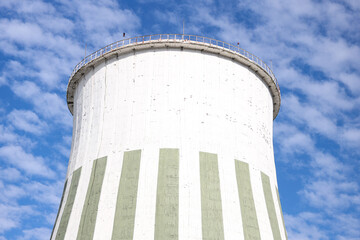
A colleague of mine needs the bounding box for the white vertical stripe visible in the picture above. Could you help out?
[133,147,159,240]
[64,159,94,240]
[218,153,244,240]
[92,152,123,240]
[179,147,202,240]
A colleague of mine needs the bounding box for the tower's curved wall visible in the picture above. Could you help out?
[52,42,287,240]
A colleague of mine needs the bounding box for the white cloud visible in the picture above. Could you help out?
[0,125,20,143]
[0,182,26,203]
[0,19,45,47]
[286,210,360,240]
[76,0,140,46]
[301,179,359,211]
[337,72,360,95]
[34,15,75,34]
[11,81,72,127]
[0,0,141,91]
[23,181,63,206]
[192,0,360,113]
[296,80,354,112]
[11,81,41,100]
[0,75,6,86]
[19,227,51,240]
[285,212,328,240]
[274,122,315,155]
[0,0,55,14]
[0,203,36,234]
[0,17,82,88]
[307,38,360,80]
[0,125,35,149]
[282,95,338,138]
[0,145,55,178]
[341,128,360,148]
[344,0,360,10]
[62,135,72,146]
[0,168,22,182]
[311,152,348,179]
[335,214,360,239]
[0,60,36,87]
[8,110,48,135]
[154,10,179,25]
[55,143,71,158]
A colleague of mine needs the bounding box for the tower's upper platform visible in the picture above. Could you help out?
[67,34,281,119]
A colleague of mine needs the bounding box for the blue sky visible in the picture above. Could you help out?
[0,0,359,239]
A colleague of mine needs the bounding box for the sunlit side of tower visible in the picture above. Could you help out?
[51,34,287,240]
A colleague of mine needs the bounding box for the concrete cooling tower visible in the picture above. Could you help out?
[51,34,286,240]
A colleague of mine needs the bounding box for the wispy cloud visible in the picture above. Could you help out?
[0,181,26,203]
[11,81,72,127]
[18,227,51,240]
[285,212,328,240]
[0,203,36,234]
[0,168,22,182]
[8,110,48,135]
[23,180,64,206]
[0,145,55,178]
[76,0,140,45]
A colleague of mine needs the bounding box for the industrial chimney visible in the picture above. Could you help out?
[51,34,286,240]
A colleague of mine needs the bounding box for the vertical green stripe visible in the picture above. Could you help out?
[276,187,288,240]
[154,148,179,240]
[51,179,67,240]
[261,172,281,240]
[77,157,107,240]
[55,168,82,240]
[199,152,224,240]
[112,150,141,240]
[234,160,261,240]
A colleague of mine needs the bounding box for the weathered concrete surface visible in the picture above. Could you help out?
[52,45,287,240]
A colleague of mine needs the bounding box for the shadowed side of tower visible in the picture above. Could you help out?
[51,34,286,240]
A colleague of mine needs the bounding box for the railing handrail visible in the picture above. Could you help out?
[69,34,279,92]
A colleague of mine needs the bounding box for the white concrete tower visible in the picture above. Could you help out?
[51,34,286,240]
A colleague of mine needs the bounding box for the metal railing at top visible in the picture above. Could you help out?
[70,34,279,91]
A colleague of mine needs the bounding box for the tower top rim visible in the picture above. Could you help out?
[66,34,281,119]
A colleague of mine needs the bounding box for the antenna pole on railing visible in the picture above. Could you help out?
[183,20,185,36]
